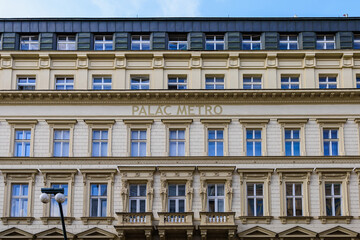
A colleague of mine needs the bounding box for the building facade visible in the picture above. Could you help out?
[0,17,360,239]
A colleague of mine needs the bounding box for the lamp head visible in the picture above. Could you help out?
[40,193,50,204]
[55,193,66,203]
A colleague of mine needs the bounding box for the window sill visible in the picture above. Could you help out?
[279,216,313,224]
[1,217,34,225]
[238,216,273,224]
[81,216,114,225]
[40,217,75,225]
[318,216,353,224]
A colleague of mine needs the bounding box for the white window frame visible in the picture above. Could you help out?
[246,129,262,156]
[323,129,339,156]
[50,183,68,217]
[325,183,342,216]
[89,183,108,217]
[131,35,150,50]
[131,76,150,90]
[57,35,76,50]
[168,35,188,50]
[168,184,186,213]
[10,183,29,217]
[94,35,113,50]
[14,130,31,157]
[205,35,225,50]
[17,77,36,90]
[55,77,74,90]
[281,76,300,89]
[131,130,147,157]
[316,35,335,50]
[207,129,224,157]
[243,76,262,89]
[284,129,301,156]
[53,129,70,157]
[169,129,186,157]
[285,183,303,217]
[207,183,225,212]
[205,76,224,89]
[319,76,337,89]
[92,76,112,90]
[246,183,264,217]
[129,184,147,213]
[242,35,261,50]
[20,35,39,50]
[279,35,298,50]
[91,129,108,157]
[168,76,187,90]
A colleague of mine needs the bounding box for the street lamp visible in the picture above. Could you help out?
[40,188,67,240]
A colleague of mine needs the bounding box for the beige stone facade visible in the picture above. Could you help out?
[1,17,360,240]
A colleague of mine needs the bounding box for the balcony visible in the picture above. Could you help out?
[114,212,153,240]
[158,212,194,240]
[199,212,237,240]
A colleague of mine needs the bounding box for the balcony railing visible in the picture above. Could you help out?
[116,212,153,226]
[158,212,194,226]
[200,212,235,225]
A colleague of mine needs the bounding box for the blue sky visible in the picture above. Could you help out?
[0,0,360,18]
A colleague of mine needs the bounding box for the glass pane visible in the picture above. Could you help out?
[325,184,332,196]
[140,199,146,212]
[293,142,300,156]
[286,184,293,196]
[331,142,338,156]
[62,142,69,157]
[100,184,107,196]
[169,185,176,196]
[139,185,146,196]
[295,184,302,195]
[208,142,215,156]
[286,198,294,216]
[324,142,330,156]
[101,199,107,216]
[169,199,176,212]
[247,199,254,216]
[25,143,30,157]
[130,185,137,197]
[246,142,253,156]
[92,142,100,156]
[91,184,98,196]
[217,184,224,196]
[256,199,263,216]
[169,142,177,156]
[130,200,137,212]
[15,142,22,156]
[256,184,263,196]
[169,131,177,139]
[178,142,185,156]
[295,198,302,216]
[54,142,61,156]
[218,199,224,212]
[178,130,185,139]
[11,199,19,216]
[22,199,28,216]
[285,142,292,156]
[208,185,215,196]
[255,142,261,156]
[334,198,341,216]
[12,184,20,196]
[101,131,108,139]
[139,142,146,156]
[334,183,341,195]
[93,130,100,140]
[247,184,254,196]
[217,130,223,139]
[101,142,108,156]
[179,199,185,212]
[178,185,185,196]
[285,130,291,139]
[90,199,98,216]
[326,198,332,216]
[208,130,215,139]
[216,142,223,156]
[131,142,138,156]
[140,131,146,139]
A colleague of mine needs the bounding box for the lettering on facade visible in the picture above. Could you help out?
[132,105,223,116]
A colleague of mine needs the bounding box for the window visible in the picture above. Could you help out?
[243,76,262,89]
[93,77,111,90]
[242,35,261,50]
[208,129,223,156]
[20,35,39,50]
[169,130,185,156]
[354,34,360,49]
[319,76,337,89]
[281,76,299,89]
[205,76,224,89]
[356,76,360,88]
[131,130,147,157]
[14,130,31,157]
[168,184,186,213]
[131,35,150,50]
[129,184,146,213]
[10,184,28,217]
[168,34,188,50]
[17,77,36,90]
[50,184,68,217]
[316,35,335,49]
[286,183,302,216]
[57,36,76,50]
[323,129,338,156]
[131,77,150,90]
[325,183,341,216]
[279,35,298,50]
[285,129,300,156]
[53,130,70,157]
[207,184,225,212]
[0,34,2,50]
[205,35,224,50]
[90,184,107,217]
[168,76,187,90]
[247,183,263,216]
[246,129,262,156]
[92,130,108,157]
[94,35,113,50]
[55,77,74,90]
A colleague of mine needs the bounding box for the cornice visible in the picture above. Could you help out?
[0,90,360,105]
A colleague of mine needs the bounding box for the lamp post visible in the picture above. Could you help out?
[40,188,68,240]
